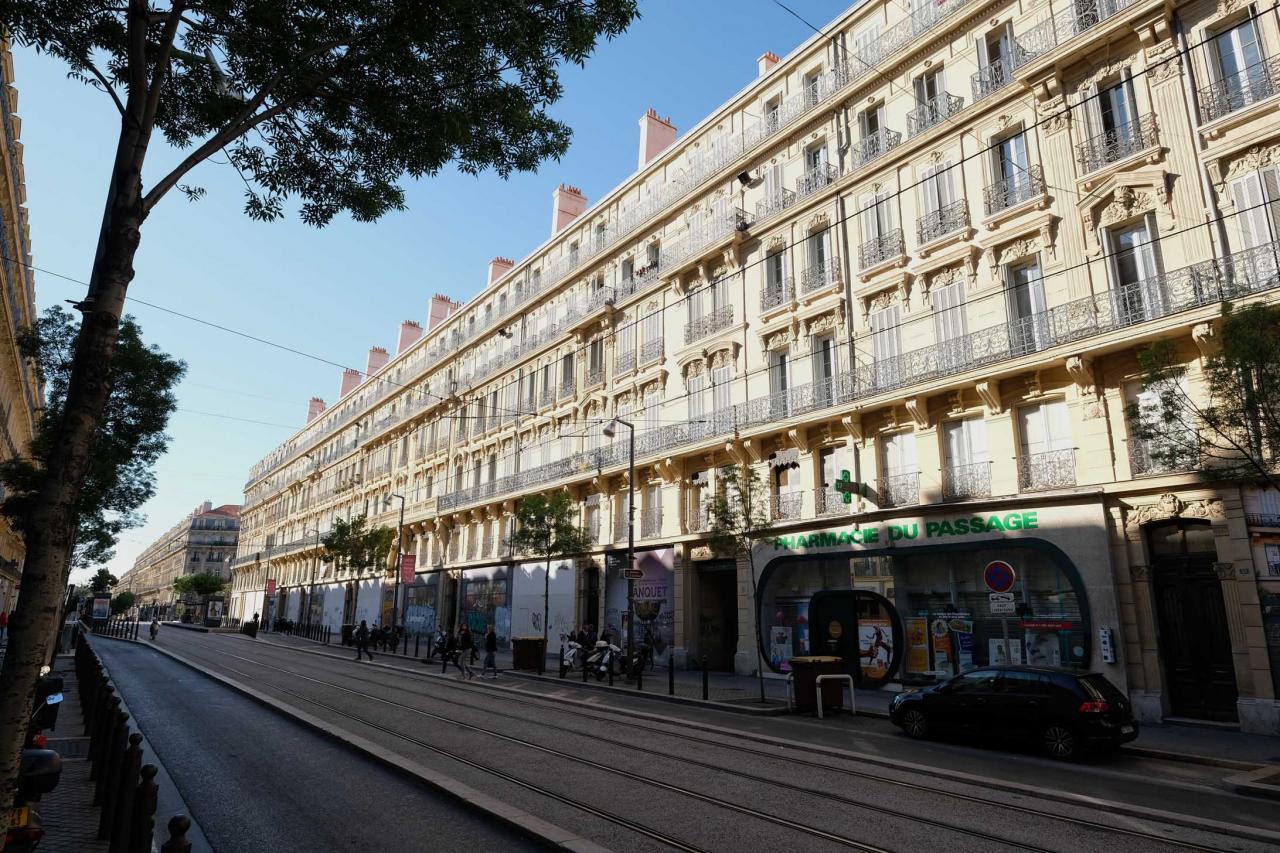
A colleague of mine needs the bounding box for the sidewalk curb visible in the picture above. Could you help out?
[1224,765,1280,800]
[499,668,791,716]
[134,636,614,852]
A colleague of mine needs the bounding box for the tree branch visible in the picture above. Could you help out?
[140,0,187,135]
[81,60,126,116]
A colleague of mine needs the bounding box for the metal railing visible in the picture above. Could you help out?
[538,387,555,408]
[1018,448,1076,491]
[878,472,920,507]
[585,365,605,387]
[942,461,992,501]
[814,487,854,517]
[684,305,735,344]
[984,165,1045,216]
[641,507,664,539]
[559,379,575,399]
[800,257,840,294]
[761,277,793,311]
[756,187,796,221]
[1128,437,1197,477]
[796,163,839,199]
[586,286,615,313]
[851,128,902,169]
[687,501,711,533]
[917,200,970,245]
[1077,114,1158,173]
[615,350,637,375]
[859,229,905,269]
[972,59,1011,103]
[771,491,804,521]
[1198,55,1280,122]
[641,337,663,365]
[907,93,964,136]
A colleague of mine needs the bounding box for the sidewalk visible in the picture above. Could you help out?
[37,654,107,853]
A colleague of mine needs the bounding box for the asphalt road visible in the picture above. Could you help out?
[115,629,1280,853]
[92,638,540,853]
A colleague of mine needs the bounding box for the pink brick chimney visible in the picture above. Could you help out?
[307,397,327,423]
[366,346,389,376]
[428,294,459,331]
[551,184,587,235]
[397,320,423,354]
[339,368,361,397]
[638,108,677,169]
[757,51,781,76]
[488,257,514,284]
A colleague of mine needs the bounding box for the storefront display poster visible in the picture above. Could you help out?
[1024,631,1062,666]
[955,630,975,672]
[605,548,675,663]
[989,638,1022,665]
[770,626,793,671]
[858,618,893,681]
[931,618,953,676]
[905,618,930,675]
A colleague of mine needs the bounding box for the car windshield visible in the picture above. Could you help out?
[1079,674,1126,704]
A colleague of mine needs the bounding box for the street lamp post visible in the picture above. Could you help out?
[304,528,321,627]
[602,417,635,675]
[384,493,406,630]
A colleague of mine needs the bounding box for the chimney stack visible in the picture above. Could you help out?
[339,367,361,397]
[397,320,423,354]
[638,108,677,169]
[551,184,587,235]
[757,51,781,76]
[307,396,327,423]
[428,293,459,331]
[488,256,515,284]
[366,346,389,376]
[201,500,213,514]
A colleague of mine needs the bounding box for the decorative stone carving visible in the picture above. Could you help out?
[765,329,793,351]
[1145,42,1181,85]
[1082,398,1107,420]
[806,311,839,336]
[1212,562,1235,580]
[997,235,1040,267]
[1077,57,1137,94]
[1224,143,1280,184]
[975,379,1002,414]
[841,414,863,443]
[1192,322,1217,360]
[1024,371,1043,398]
[1129,564,1150,581]
[1125,493,1226,527]
[948,390,965,415]
[808,212,830,232]
[904,397,929,428]
[682,361,705,379]
[1039,96,1071,136]
[868,289,896,314]
[710,348,733,369]
[1183,499,1226,522]
[928,264,964,290]
[1095,187,1153,229]
[1065,355,1094,395]
[766,234,786,253]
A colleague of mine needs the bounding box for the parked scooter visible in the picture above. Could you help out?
[7,686,64,852]
[561,638,585,675]
[584,640,621,681]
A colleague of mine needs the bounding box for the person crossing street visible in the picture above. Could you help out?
[353,619,375,662]
[455,624,476,679]
[482,626,499,678]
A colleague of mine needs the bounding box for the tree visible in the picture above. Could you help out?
[508,491,592,663]
[86,568,119,595]
[1,307,185,571]
[0,1,637,822]
[109,590,135,615]
[172,572,227,599]
[1127,302,1280,490]
[320,515,396,579]
[706,462,778,703]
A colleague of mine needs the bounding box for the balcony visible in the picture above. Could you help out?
[800,257,841,295]
[1199,55,1280,122]
[771,491,804,522]
[559,379,575,400]
[1076,114,1158,174]
[971,60,1011,103]
[585,365,605,388]
[814,487,854,517]
[796,163,839,200]
[585,286,616,314]
[984,165,1045,216]
[916,200,970,246]
[943,461,992,501]
[878,472,920,508]
[684,305,734,345]
[859,229,906,270]
[756,187,796,221]
[641,507,663,539]
[1018,448,1076,491]
[686,500,711,533]
[1128,436,1198,477]
[851,128,902,170]
[907,93,964,136]
[640,337,663,365]
[761,278,793,311]
[615,350,637,375]
[538,387,555,409]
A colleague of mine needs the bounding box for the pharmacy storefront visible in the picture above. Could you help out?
[752,499,1123,689]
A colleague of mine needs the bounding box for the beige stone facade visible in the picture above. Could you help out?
[120,502,240,613]
[233,0,1280,731]
[0,42,41,615]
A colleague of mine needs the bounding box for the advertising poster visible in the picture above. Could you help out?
[513,560,577,642]
[91,596,110,620]
[1025,631,1062,666]
[905,618,930,675]
[769,626,794,671]
[605,548,675,664]
[462,568,511,648]
[858,618,893,681]
[989,638,1023,666]
[931,618,953,676]
[955,631,975,672]
[207,600,224,621]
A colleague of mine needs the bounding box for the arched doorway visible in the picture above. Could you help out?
[1148,520,1238,721]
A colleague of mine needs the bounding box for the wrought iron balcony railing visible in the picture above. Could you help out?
[801,257,840,294]
[615,350,637,375]
[878,472,920,508]
[907,93,964,136]
[983,165,1045,216]
[761,277,793,311]
[943,461,992,501]
[917,200,970,245]
[585,365,605,388]
[1128,436,1198,477]
[771,491,804,522]
[684,305,734,344]
[538,387,555,408]
[1076,114,1158,173]
[972,59,1011,103]
[796,163,839,199]
[641,337,663,365]
[1018,448,1076,491]
[687,501,711,533]
[586,286,616,313]
[756,188,796,221]
[1198,54,1280,122]
[859,229,905,270]
[559,379,575,399]
[851,128,902,169]
[814,487,854,517]
[641,507,663,539]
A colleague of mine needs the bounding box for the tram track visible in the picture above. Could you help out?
[166,637,1263,853]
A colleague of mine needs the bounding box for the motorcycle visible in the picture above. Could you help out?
[584,640,621,681]
[7,683,64,853]
[560,639,585,676]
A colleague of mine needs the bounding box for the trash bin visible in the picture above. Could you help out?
[789,655,845,714]
[511,636,546,671]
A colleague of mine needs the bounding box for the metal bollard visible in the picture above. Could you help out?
[90,690,118,781]
[130,765,158,853]
[669,654,675,696]
[97,711,129,835]
[403,633,409,655]
[414,634,420,658]
[636,660,643,692]
[160,815,192,853]
[109,733,144,853]
[559,645,566,679]
[701,656,709,701]
[582,656,588,682]
[608,661,614,687]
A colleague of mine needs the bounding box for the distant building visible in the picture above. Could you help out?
[0,41,43,614]
[120,502,241,612]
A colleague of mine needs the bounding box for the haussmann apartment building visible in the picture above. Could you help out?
[231,0,1280,733]
[121,501,241,617]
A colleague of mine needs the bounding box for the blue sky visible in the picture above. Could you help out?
[14,0,853,583]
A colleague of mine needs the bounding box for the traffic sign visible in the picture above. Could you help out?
[622,567,644,580]
[265,578,277,595]
[988,592,1016,614]
[983,560,1016,593]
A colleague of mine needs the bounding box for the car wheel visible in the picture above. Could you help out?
[900,708,929,739]
[1041,724,1078,760]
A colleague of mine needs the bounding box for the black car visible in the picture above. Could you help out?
[888,665,1138,759]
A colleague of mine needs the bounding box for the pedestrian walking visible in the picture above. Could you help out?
[440,629,459,674]
[455,624,475,679]
[353,619,375,662]
[0,608,8,641]
[482,626,499,678]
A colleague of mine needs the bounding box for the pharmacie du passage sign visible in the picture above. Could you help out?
[772,511,1041,549]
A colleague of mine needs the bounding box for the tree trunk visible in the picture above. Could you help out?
[543,556,551,670]
[0,100,148,834]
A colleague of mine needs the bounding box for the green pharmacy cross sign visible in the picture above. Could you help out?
[832,469,865,504]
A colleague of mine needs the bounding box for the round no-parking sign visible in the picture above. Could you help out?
[983,560,1016,593]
